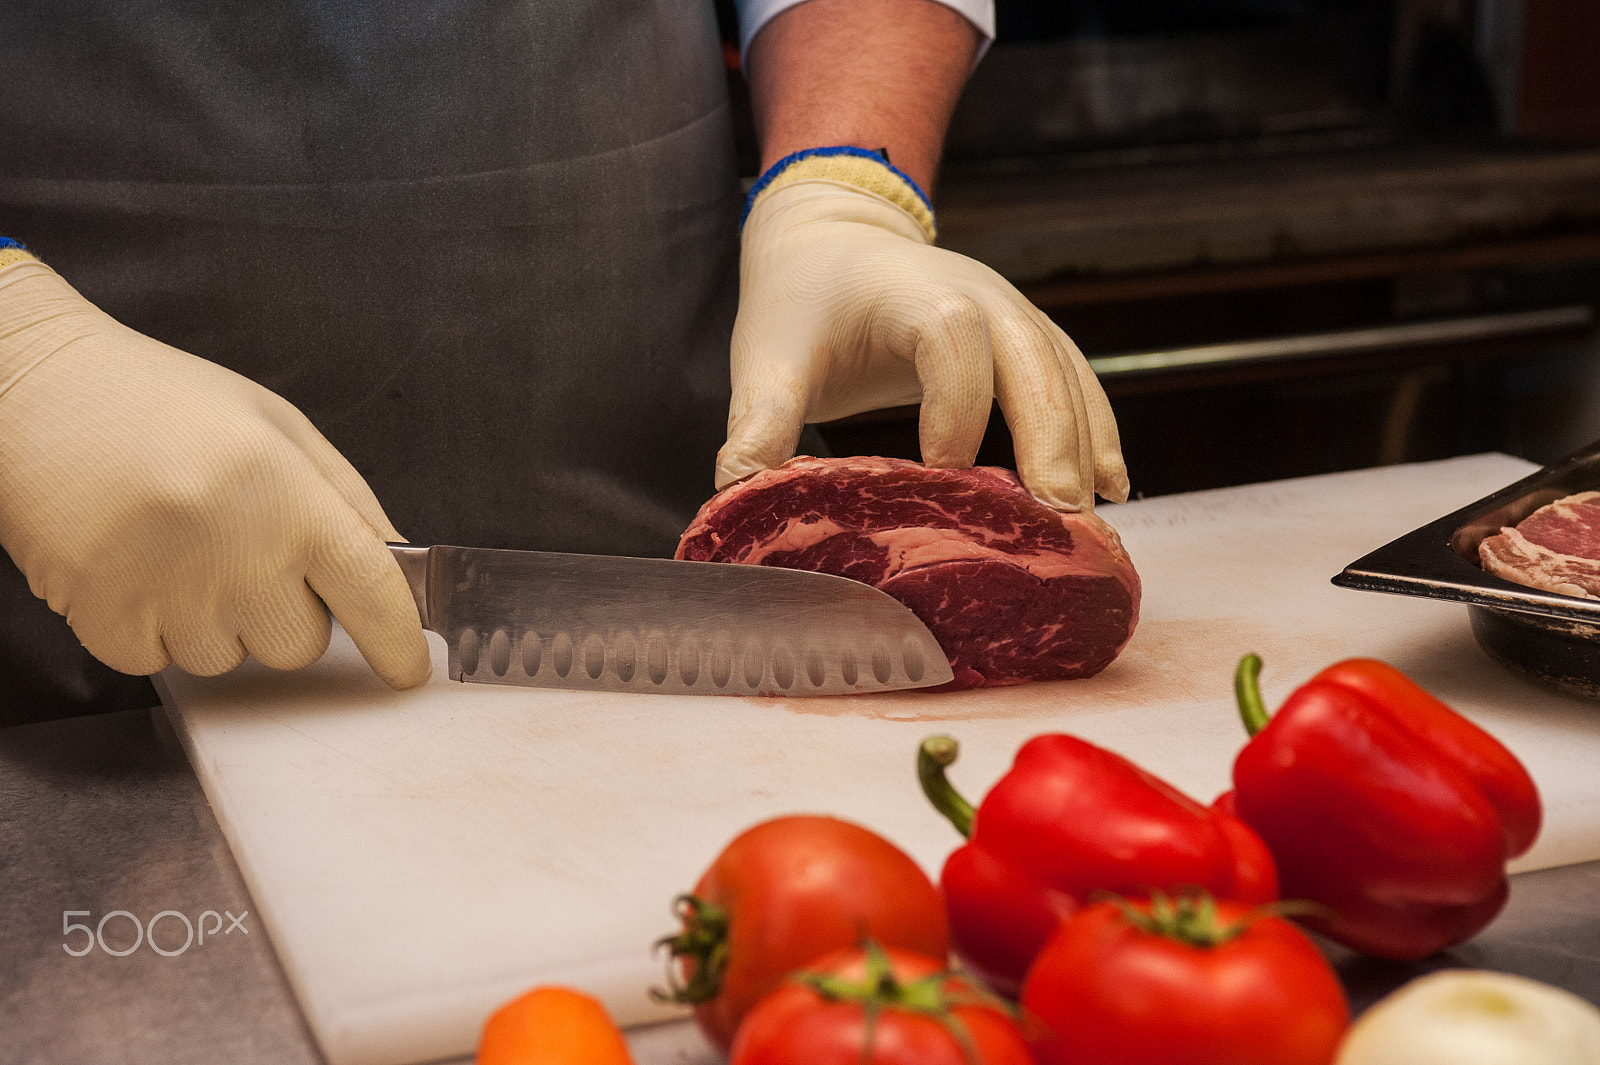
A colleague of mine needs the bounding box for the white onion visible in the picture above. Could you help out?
[1336,971,1600,1065]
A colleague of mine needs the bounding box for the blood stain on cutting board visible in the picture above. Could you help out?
[1117,618,1336,697]
[764,616,1329,722]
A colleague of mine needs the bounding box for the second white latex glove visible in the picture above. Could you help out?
[0,258,431,687]
[717,173,1128,511]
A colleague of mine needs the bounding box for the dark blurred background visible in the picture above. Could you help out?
[722,0,1600,497]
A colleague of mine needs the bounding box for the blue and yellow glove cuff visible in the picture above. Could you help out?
[741,146,937,243]
[0,237,39,270]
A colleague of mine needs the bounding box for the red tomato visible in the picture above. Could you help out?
[730,945,1034,1065]
[659,815,949,1050]
[1021,894,1349,1065]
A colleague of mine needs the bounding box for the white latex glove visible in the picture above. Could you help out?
[1335,970,1600,1065]
[717,166,1128,512]
[0,257,431,688]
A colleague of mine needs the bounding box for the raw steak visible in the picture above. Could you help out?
[676,456,1141,689]
[1479,490,1600,599]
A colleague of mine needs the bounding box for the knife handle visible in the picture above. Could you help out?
[388,543,431,630]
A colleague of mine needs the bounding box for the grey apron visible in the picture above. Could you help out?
[0,0,744,722]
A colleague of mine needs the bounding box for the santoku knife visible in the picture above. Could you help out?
[388,544,954,696]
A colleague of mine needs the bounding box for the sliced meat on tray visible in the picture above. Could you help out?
[1479,490,1600,599]
[676,456,1141,690]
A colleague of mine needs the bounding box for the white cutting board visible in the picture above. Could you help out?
[160,453,1600,1065]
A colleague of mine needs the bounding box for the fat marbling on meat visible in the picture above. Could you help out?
[675,456,1141,690]
[1479,490,1600,599]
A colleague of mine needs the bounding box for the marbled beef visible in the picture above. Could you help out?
[676,456,1141,689]
[1479,490,1600,599]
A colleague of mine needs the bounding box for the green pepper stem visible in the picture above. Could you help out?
[918,735,976,839]
[1235,653,1271,737]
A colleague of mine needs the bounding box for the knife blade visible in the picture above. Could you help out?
[388,544,954,696]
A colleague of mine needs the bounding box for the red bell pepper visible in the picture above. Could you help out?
[1219,654,1542,960]
[918,733,1278,997]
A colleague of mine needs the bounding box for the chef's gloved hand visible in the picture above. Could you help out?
[716,147,1129,512]
[0,250,431,688]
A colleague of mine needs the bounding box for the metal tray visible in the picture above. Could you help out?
[1332,438,1600,698]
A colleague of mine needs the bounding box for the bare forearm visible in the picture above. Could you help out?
[745,0,981,195]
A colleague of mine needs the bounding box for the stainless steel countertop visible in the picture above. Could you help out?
[3,705,1597,1065]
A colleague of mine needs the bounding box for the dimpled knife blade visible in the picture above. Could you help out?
[388,544,954,696]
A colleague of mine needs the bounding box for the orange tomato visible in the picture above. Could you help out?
[476,986,635,1065]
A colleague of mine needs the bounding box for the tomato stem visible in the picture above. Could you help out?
[797,941,1004,1065]
[651,895,731,1006]
[918,735,976,839]
[1235,653,1272,737]
[1102,888,1252,948]
[1099,888,1332,949]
